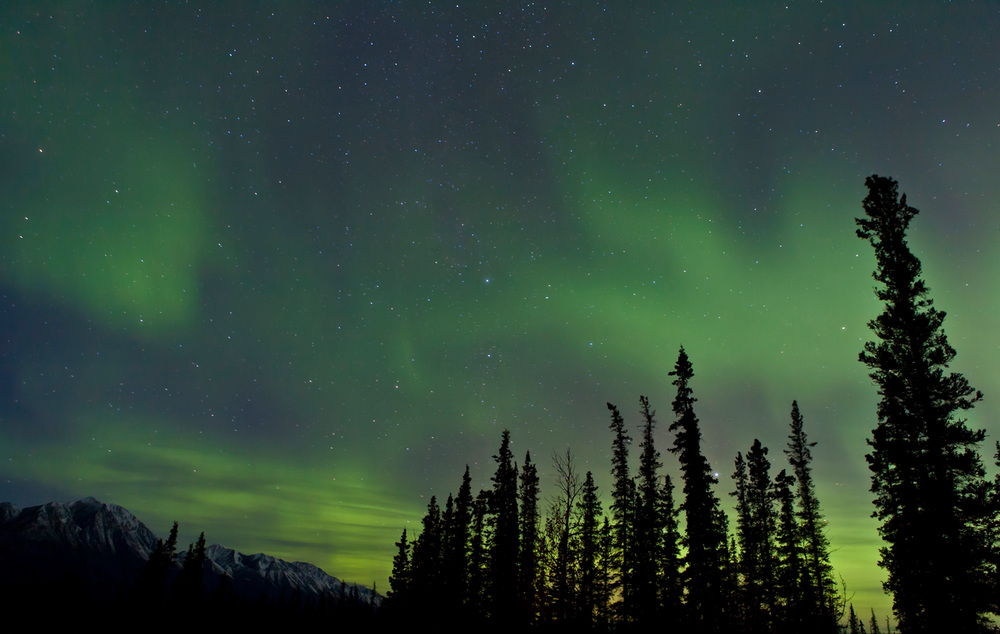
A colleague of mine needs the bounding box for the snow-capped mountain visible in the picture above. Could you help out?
[0,496,378,605]
[1,496,159,557]
[205,544,379,603]
[0,497,157,594]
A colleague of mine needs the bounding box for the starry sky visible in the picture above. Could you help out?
[2,1,999,619]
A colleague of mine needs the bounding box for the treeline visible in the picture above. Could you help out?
[127,524,377,627]
[385,347,846,633]
[385,174,1000,633]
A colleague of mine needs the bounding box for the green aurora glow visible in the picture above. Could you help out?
[2,1,999,620]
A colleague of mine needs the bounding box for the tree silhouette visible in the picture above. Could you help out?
[548,448,582,624]
[634,395,662,626]
[519,451,540,623]
[857,174,993,632]
[577,470,601,627]
[137,520,178,605]
[606,401,636,622]
[848,603,862,634]
[668,347,728,632]
[443,466,473,615]
[784,400,838,632]
[387,527,411,612]
[489,430,519,624]
[176,531,207,603]
[410,495,442,620]
[772,469,802,633]
[869,608,883,634]
[732,439,777,632]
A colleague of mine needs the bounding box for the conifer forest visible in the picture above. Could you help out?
[383,176,1000,633]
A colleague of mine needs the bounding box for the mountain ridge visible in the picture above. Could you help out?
[0,496,379,605]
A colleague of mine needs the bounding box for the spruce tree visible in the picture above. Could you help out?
[848,603,862,634]
[607,401,636,622]
[635,395,662,625]
[578,470,602,627]
[138,521,179,605]
[856,174,993,632]
[732,450,751,628]
[732,440,778,632]
[444,466,473,612]
[387,527,412,611]
[519,451,541,622]
[784,400,837,631]
[747,439,777,629]
[668,347,727,633]
[164,521,179,558]
[773,469,803,634]
[869,609,883,634]
[411,495,443,618]
[489,430,520,623]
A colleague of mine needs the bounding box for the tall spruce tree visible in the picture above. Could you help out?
[772,469,803,634]
[732,440,778,632]
[519,451,541,622]
[607,401,636,621]
[444,466,473,612]
[784,400,838,632]
[668,347,728,633]
[635,395,662,625]
[411,495,443,617]
[732,450,751,628]
[856,174,993,632]
[578,470,602,627]
[489,430,520,623]
[747,439,777,630]
[387,527,412,611]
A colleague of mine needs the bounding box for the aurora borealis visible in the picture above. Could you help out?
[2,1,999,619]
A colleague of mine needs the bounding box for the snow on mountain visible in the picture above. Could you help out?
[0,496,159,558]
[0,496,379,604]
[205,543,379,603]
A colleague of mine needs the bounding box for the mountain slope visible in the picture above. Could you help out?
[0,496,377,605]
[205,543,379,603]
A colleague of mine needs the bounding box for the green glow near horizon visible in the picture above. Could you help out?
[4,419,414,585]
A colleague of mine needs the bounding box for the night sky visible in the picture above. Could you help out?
[2,1,999,619]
